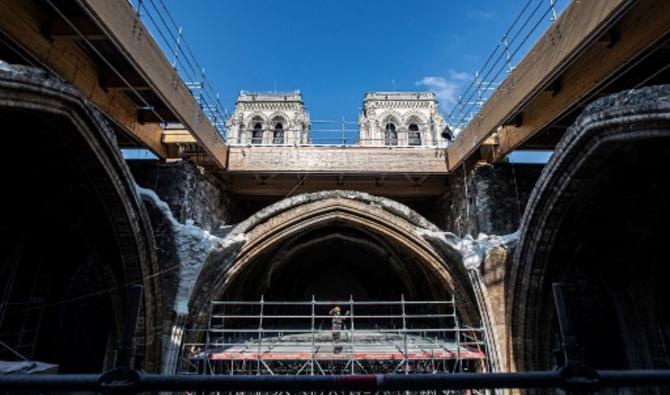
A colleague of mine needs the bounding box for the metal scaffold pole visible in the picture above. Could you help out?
[349,295,354,375]
[310,295,315,376]
[401,294,409,375]
[178,297,489,377]
[256,295,264,375]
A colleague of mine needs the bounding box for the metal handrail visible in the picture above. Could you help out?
[229,119,446,146]
[129,0,228,138]
[209,314,456,319]
[187,328,481,334]
[211,300,454,306]
[447,0,561,131]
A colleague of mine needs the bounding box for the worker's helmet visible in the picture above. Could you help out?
[334,306,341,312]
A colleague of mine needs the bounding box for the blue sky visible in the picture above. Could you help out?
[160,0,567,124]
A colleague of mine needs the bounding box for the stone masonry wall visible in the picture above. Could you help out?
[441,162,544,237]
[127,160,233,360]
[128,160,231,232]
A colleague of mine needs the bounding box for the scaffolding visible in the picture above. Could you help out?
[178,296,489,378]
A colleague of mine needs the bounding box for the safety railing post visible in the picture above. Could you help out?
[256,295,264,375]
[549,0,558,22]
[172,26,183,71]
[204,301,213,375]
[453,294,462,373]
[349,295,355,375]
[503,35,514,73]
[310,295,315,376]
[199,68,205,109]
[401,294,409,375]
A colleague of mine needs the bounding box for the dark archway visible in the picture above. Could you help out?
[385,123,398,146]
[252,122,263,144]
[273,122,284,144]
[225,224,440,302]
[510,86,670,380]
[408,123,421,146]
[188,191,480,329]
[0,66,159,372]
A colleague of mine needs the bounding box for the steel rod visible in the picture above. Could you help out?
[3,370,670,392]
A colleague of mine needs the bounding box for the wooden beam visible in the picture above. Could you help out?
[226,146,449,174]
[78,0,228,168]
[138,107,178,124]
[41,16,105,40]
[99,68,151,90]
[492,0,670,161]
[227,174,448,198]
[0,0,168,157]
[446,0,635,170]
[162,129,197,144]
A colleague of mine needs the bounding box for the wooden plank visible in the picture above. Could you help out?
[227,146,449,174]
[446,0,634,170]
[493,0,670,161]
[0,0,168,157]
[162,129,197,144]
[78,0,228,168]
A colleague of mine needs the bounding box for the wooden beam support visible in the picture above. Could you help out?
[493,0,670,162]
[0,0,168,158]
[227,174,448,198]
[446,0,637,170]
[78,0,228,168]
[99,68,151,90]
[138,106,178,124]
[41,16,105,40]
[162,129,197,144]
[227,146,449,174]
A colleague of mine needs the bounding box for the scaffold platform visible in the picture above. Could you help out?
[179,297,489,376]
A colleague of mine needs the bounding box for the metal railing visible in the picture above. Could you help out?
[228,120,447,147]
[3,284,670,393]
[129,0,228,137]
[447,0,562,130]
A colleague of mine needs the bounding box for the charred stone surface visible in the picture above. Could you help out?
[129,160,231,233]
[511,85,670,379]
[129,160,234,364]
[442,162,543,237]
[0,63,161,371]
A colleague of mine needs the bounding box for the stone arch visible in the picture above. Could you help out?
[404,112,427,128]
[509,85,670,373]
[269,113,287,144]
[268,112,287,128]
[245,113,267,130]
[245,114,266,144]
[0,65,160,370]
[262,232,420,298]
[405,113,426,146]
[188,191,479,327]
[379,111,403,128]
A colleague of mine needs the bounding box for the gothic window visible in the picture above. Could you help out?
[273,122,284,144]
[252,122,263,144]
[408,123,421,146]
[385,123,398,146]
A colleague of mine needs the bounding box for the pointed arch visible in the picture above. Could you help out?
[188,191,479,328]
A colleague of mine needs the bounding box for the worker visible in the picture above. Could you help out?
[329,306,349,353]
